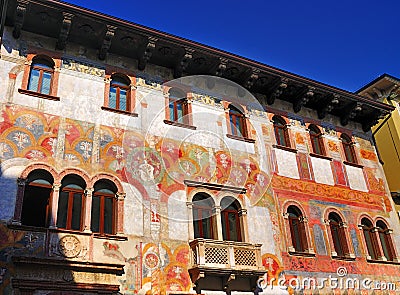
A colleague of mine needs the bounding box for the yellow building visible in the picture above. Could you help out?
[358,74,400,213]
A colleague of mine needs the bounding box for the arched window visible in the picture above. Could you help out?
[21,169,54,227]
[376,221,395,261]
[272,115,290,147]
[57,174,86,231]
[92,179,117,235]
[328,212,348,258]
[341,134,357,163]
[229,106,247,138]
[221,197,242,242]
[109,74,131,112]
[168,88,188,124]
[28,55,55,95]
[361,218,377,260]
[287,205,307,253]
[192,193,215,239]
[309,124,325,155]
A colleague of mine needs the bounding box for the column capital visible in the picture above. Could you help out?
[85,188,94,196]
[186,201,193,208]
[116,192,126,200]
[52,183,61,190]
[238,208,247,216]
[213,205,221,212]
[299,216,308,223]
[17,178,27,186]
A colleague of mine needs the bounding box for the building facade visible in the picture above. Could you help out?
[357,74,400,215]
[0,1,399,294]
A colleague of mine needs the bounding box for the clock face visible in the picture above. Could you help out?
[58,235,81,258]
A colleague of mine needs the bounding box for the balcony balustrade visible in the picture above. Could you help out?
[189,238,263,272]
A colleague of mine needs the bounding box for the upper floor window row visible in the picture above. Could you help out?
[272,115,358,164]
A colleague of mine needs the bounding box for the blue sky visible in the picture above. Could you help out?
[64,0,400,92]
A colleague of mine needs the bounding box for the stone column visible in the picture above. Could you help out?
[187,202,194,240]
[83,188,93,233]
[49,183,61,229]
[323,219,337,257]
[357,225,372,260]
[299,216,315,254]
[116,192,126,235]
[283,213,295,253]
[340,222,355,258]
[214,205,223,240]
[238,208,248,242]
[11,178,26,225]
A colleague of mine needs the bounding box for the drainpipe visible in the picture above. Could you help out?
[0,0,8,57]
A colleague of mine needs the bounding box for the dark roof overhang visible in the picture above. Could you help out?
[2,0,395,131]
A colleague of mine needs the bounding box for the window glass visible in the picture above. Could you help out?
[71,193,82,230]
[361,218,376,260]
[91,195,101,233]
[273,115,289,147]
[57,175,85,231]
[109,74,130,111]
[104,197,114,234]
[57,191,69,229]
[28,69,40,92]
[92,179,117,235]
[28,57,54,94]
[221,197,241,242]
[229,107,245,137]
[329,213,346,257]
[192,193,214,239]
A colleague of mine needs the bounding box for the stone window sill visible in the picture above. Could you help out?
[164,119,196,130]
[343,161,363,168]
[101,106,138,117]
[18,88,60,101]
[226,134,255,143]
[310,152,332,161]
[288,251,316,257]
[272,144,297,153]
[367,259,400,265]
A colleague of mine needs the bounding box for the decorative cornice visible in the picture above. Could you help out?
[184,180,246,194]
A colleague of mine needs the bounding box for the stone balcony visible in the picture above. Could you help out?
[188,238,265,287]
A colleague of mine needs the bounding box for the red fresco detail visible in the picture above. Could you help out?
[64,124,80,145]
[297,153,311,180]
[332,160,347,186]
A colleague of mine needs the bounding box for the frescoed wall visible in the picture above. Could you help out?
[0,11,399,295]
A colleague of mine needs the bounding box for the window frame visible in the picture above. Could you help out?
[327,212,353,259]
[228,106,247,138]
[28,61,54,95]
[192,194,215,240]
[19,54,61,100]
[273,115,291,147]
[376,221,395,262]
[57,186,85,231]
[287,206,307,253]
[91,191,116,235]
[341,133,357,164]
[20,170,54,228]
[164,87,196,129]
[102,73,137,116]
[221,197,242,242]
[360,218,378,260]
[309,124,325,156]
